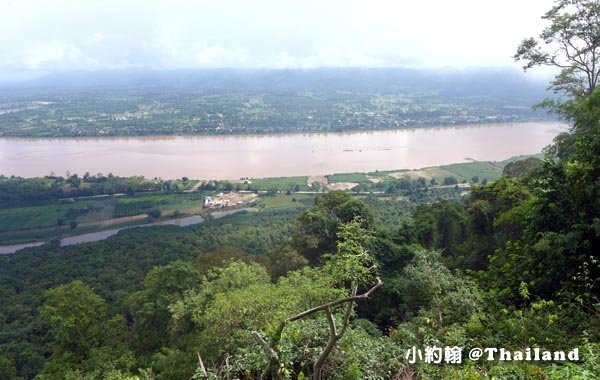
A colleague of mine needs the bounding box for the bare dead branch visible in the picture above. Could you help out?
[336,285,357,339]
[314,308,338,380]
[251,331,279,362]
[325,307,337,337]
[288,277,383,322]
[197,352,207,377]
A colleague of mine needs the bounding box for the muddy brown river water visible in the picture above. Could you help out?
[0,122,566,179]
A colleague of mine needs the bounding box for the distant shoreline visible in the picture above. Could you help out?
[0,118,558,140]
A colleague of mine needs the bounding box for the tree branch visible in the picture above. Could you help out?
[336,285,357,339]
[325,307,337,337]
[314,308,339,380]
[251,331,279,362]
[197,352,207,378]
[288,277,383,322]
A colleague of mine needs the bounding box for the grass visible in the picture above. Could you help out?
[257,193,314,211]
[249,176,309,191]
[77,199,116,223]
[436,154,543,183]
[418,167,455,179]
[389,167,456,184]
[0,193,206,237]
[177,179,200,190]
[115,193,207,216]
[327,172,370,183]
[441,161,504,182]
[0,200,96,233]
[365,170,392,178]
[114,200,160,217]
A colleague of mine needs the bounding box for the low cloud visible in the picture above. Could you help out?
[24,41,100,71]
[0,0,555,74]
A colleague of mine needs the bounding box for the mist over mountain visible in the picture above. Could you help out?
[3,67,550,102]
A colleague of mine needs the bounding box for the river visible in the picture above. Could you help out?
[0,122,566,180]
[1,208,255,254]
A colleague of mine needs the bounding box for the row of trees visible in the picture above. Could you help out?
[0,174,187,208]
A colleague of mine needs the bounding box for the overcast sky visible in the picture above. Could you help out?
[0,0,554,77]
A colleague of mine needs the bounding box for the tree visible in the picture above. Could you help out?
[413,201,468,259]
[38,281,133,379]
[125,261,201,351]
[263,246,309,279]
[172,261,342,375]
[484,90,600,301]
[0,357,18,380]
[443,176,457,186]
[192,246,253,275]
[148,208,161,219]
[292,191,372,262]
[514,0,600,96]
[40,281,108,359]
[502,157,542,180]
[251,218,382,380]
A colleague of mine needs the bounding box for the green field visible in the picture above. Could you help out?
[248,176,309,191]
[178,179,200,190]
[116,193,206,215]
[327,172,370,183]
[365,170,392,178]
[114,200,162,217]
[440,161,505,182]
[414,167,456,181]
[0,193,206,238]
[0,200,97,233]
[325,155,534,187]
[257,193,314,210]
